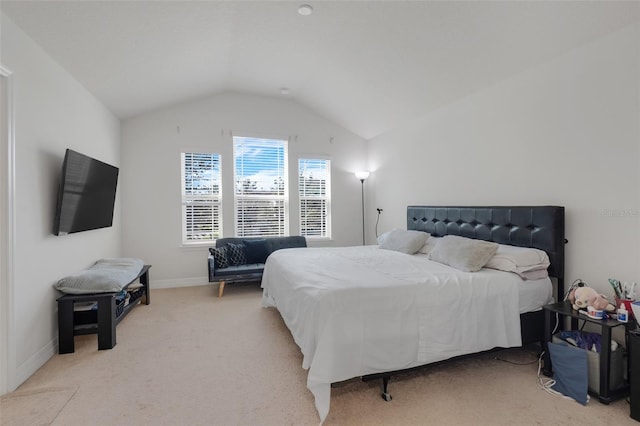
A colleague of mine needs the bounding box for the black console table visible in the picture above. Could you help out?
[543,301,633,403]
[57,265,151,354]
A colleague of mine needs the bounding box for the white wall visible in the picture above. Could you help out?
[368,22,640,298]
[121,92,367,286]
[1,14,121,391]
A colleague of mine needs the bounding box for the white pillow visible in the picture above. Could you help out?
[517,268,549,280]
[485,244,550,279]
[377,229,396,245]
[379,229,429,254]
[418,236,441,255]
[429,235,498,272]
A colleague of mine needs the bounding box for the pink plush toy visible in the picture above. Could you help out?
[568,286,615,312]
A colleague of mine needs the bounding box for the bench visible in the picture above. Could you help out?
[208,236,306,297]
[57,265,151,354]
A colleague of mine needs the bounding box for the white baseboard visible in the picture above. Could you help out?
[15,337,57,391]
[151,276,210,289]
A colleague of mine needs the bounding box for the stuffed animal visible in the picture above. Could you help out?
[568,286,615,312]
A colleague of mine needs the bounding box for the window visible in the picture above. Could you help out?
[299,158,331,238]
[180,153,222,243]
[233,136,288,237]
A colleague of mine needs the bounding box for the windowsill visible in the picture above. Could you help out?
[182,237,334,249]
[181,241,215,249]
[305,237,335,247]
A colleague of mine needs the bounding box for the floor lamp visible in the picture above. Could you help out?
[355,171,370,245]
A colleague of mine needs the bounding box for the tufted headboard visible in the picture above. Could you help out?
[407,206,565,295]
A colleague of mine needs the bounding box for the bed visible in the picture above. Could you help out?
[261,205,565,422]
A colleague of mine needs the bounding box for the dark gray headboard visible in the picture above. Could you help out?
[407,206,565,284]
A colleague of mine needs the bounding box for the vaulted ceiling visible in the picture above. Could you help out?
[2,1,638,139]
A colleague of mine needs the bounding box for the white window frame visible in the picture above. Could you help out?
[233,136,289,237]
[180,152,222,244]
[298,158,331,239]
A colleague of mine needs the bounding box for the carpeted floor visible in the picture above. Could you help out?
[1,284,636,425]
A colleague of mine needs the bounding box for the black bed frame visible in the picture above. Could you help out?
[362,205,566,400]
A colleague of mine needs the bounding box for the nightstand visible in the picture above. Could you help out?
[543,300,634,403]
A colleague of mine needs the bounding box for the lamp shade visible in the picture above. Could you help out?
[298,4,313,16]
[355,171,370,181]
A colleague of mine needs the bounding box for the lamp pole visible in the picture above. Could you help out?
[354,171,370,245]
[360,178,365,245]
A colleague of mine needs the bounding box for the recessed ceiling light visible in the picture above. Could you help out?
[280,88,290,95]
[298,4,313,16]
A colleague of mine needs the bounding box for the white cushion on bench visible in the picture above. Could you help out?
[54,258,145,294]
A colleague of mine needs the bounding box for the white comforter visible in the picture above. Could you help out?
[261,246,524,422]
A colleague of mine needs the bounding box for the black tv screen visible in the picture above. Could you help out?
[54,149,119,236]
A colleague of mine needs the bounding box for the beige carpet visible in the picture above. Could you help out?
[0,386,77,426]
[1,284,636,426]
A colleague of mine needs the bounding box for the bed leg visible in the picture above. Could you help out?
[381,376,392,401]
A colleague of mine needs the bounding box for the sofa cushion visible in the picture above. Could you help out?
[243,239,269,264]
[209,247,229,269]
[227,243,247,266]
[214,263,265,277]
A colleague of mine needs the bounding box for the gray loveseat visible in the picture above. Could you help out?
[208,236,307,297]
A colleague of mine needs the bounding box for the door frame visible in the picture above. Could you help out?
[1,64,16,394]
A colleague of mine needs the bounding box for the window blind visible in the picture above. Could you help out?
[233,137,288,237]
[181,153,222,242]
[299,158,330,238]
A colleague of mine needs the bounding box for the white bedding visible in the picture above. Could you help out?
[517,275,553,313]
[261,245,552,422]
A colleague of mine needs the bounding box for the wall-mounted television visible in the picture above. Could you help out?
[53,149,119,236]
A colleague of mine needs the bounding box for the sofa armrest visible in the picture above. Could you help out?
[208,255,216,282]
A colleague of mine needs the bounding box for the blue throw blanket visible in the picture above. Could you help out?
[558,330,602,353]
